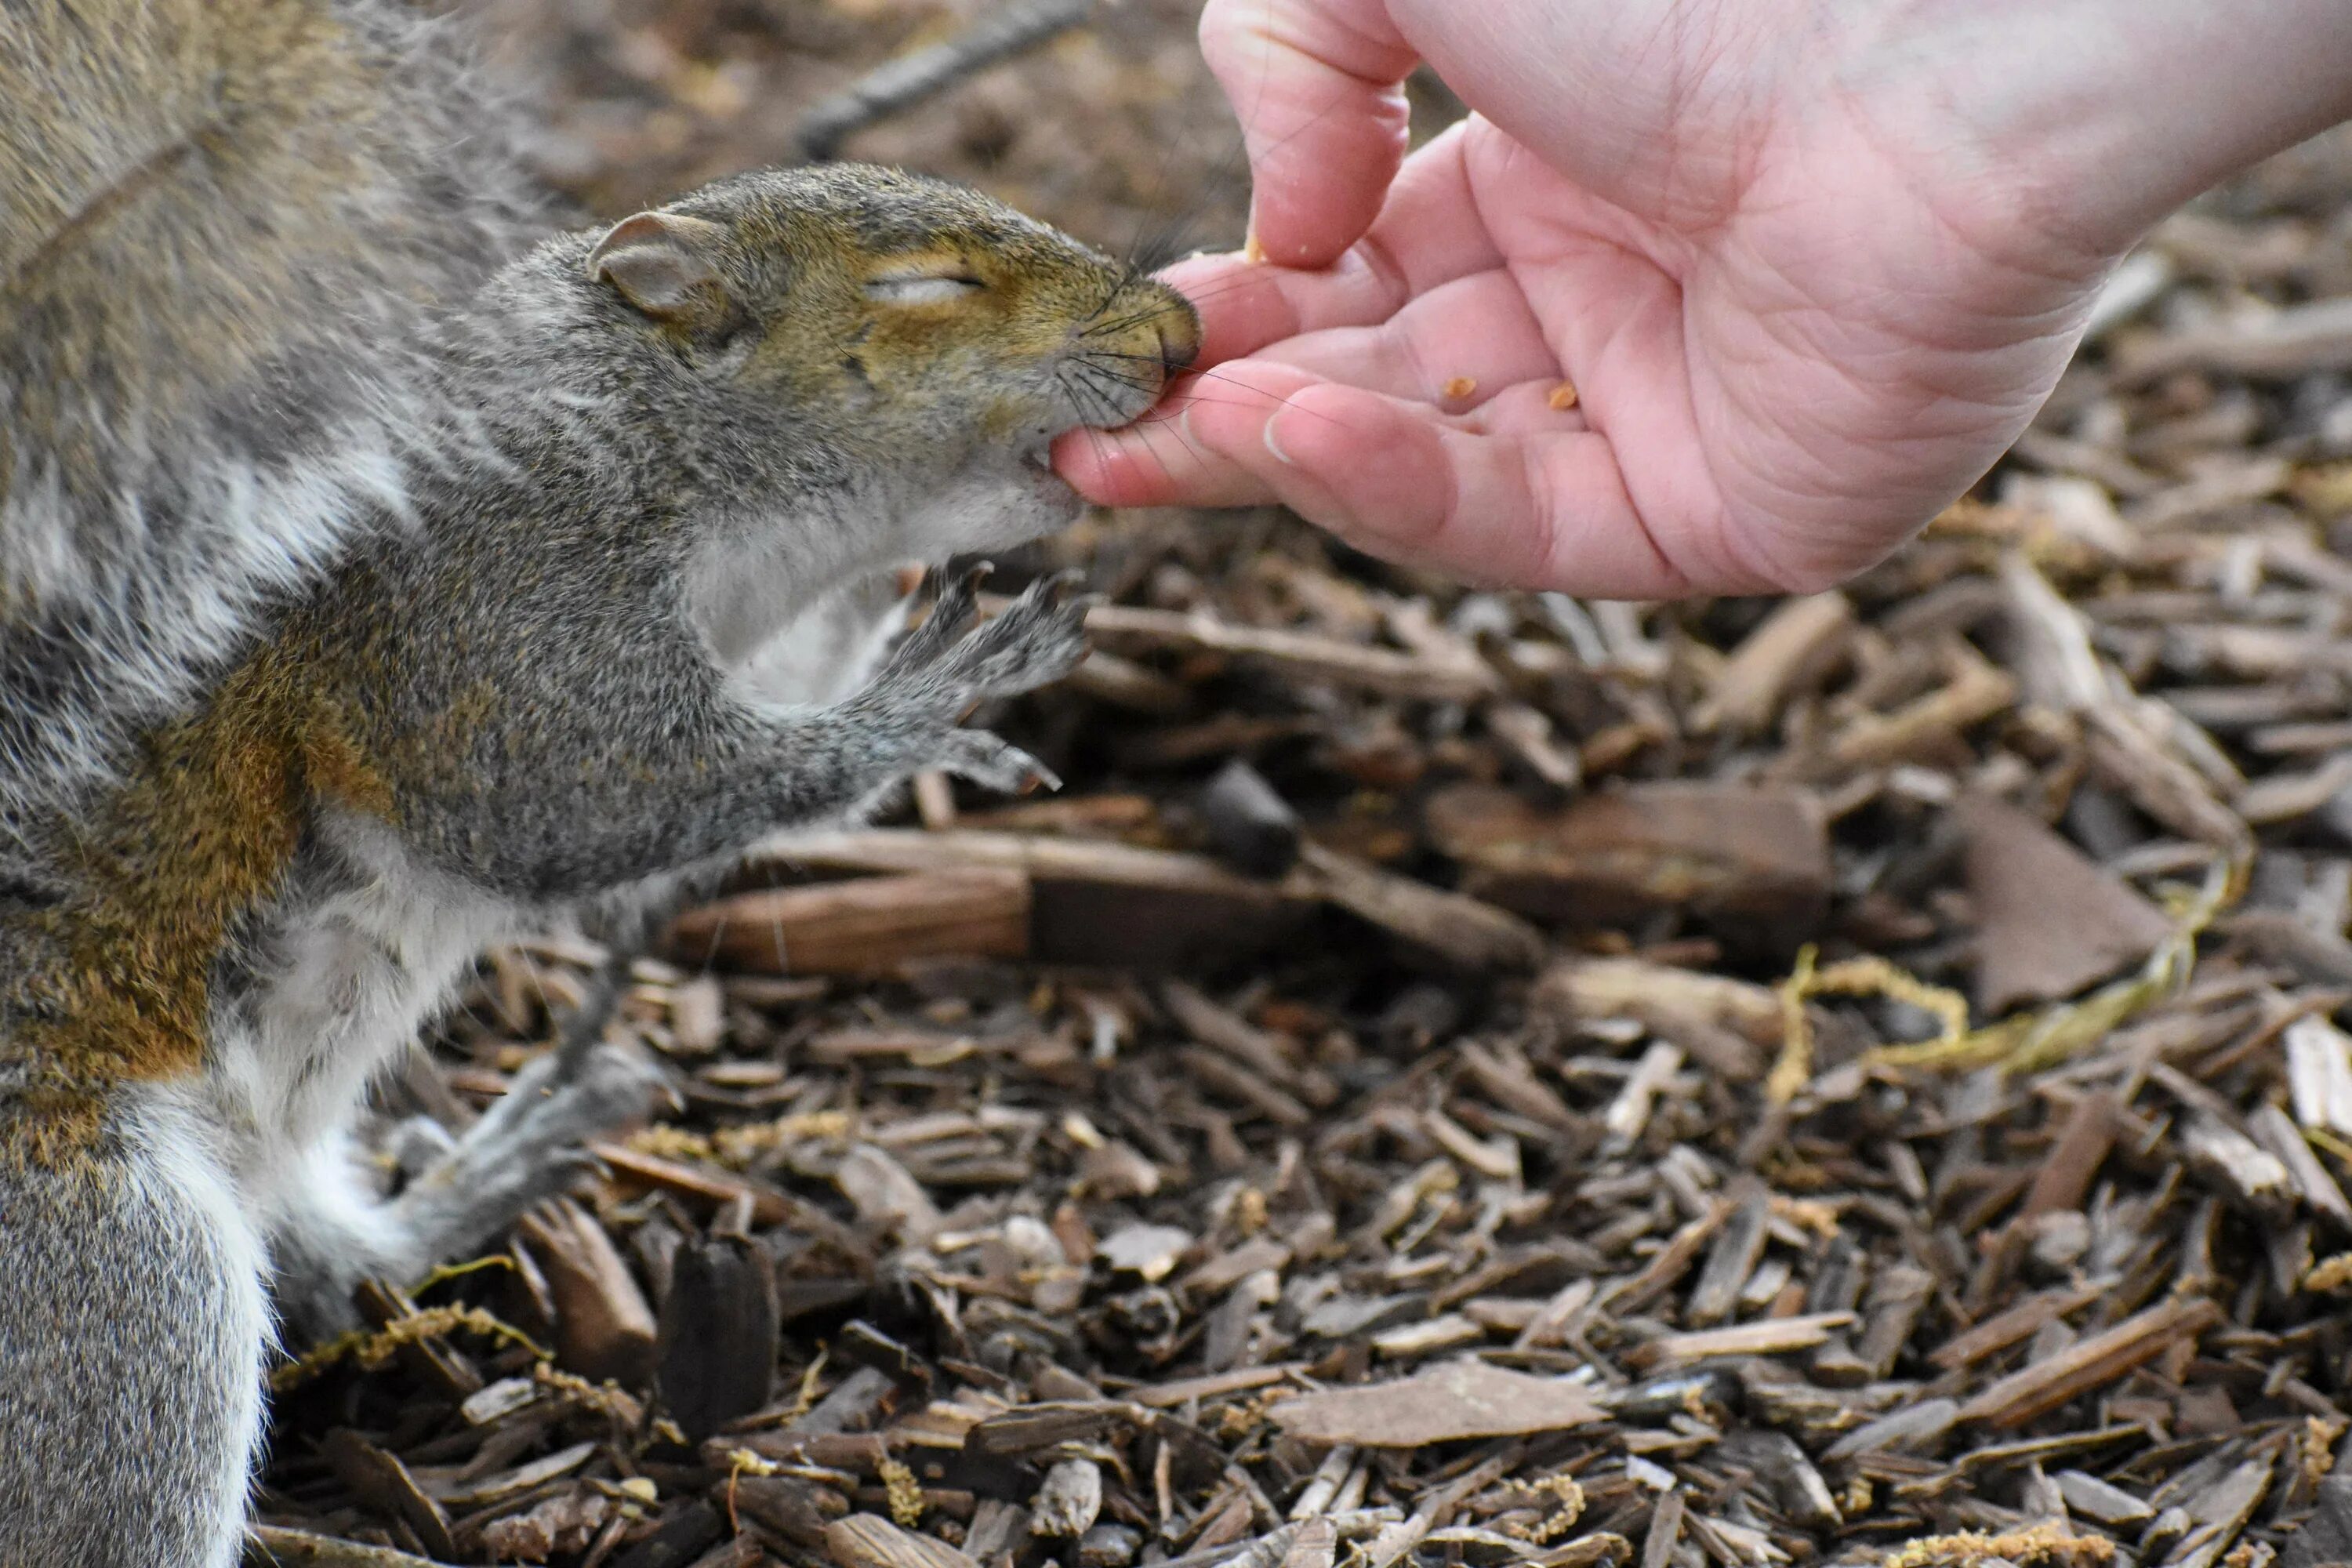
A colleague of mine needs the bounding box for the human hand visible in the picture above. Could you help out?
[1057,0,2352,596]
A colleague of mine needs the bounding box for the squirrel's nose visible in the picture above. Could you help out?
[1156,307,1201,381]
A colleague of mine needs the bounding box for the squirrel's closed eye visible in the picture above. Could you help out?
[865,273,984,305]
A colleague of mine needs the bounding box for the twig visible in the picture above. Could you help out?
[799,0,1106,160]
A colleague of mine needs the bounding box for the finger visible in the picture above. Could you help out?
[1174,372,1757,598]
[1052,365,1298,509]
[1057,361,1588,507]
[1156,122,1502,365]
[1247,269,1567,411]
[1199,0,1419,268]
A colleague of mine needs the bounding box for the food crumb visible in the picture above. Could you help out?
[1548,379,1580,411]
[1443,376,1478,401]
[1241,232,1266,264]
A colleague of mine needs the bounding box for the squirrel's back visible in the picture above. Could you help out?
[0,0,547,829]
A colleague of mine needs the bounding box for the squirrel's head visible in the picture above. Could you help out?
[568,165,1198,561]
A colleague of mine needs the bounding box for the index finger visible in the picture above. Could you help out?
[1161,120,1503,366]
[1200,0,1420,267]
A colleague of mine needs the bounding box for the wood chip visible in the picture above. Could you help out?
[669,869,1029,975]
[1269,1360,1602,1446]
[1955,1297,2224,1428]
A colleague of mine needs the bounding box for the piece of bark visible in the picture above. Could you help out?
[1486,702,1584,791]
[1621,1312,1857,1372]
[2054,1471,2154,1527]
[2015,1093,2119,1221]
[2227,909,2352,988]
[1955,1297,2223,1428]
[966,1401,1142,1456]
[1276,1517,1339,1568]
[2249,1102,2352,1229]
[657,1231,779,1443]
[1609,1201,1730,1312]
[2181,1113,2296,1218]
[1080,601,1500,701]
[2287,1015,2352,1134]
[244,1529,453,1568]
[1030,1458,1105,1538]
[592,1142,794,1227]
[1199,759,1302,877]
[824,1515,981,1568]
[1127,1363,1304,1408]
[1856,1263,1934,1381]
[1684,1187,1770,1327]
[1998,550,2111,711]
[351,1278,481,1400]
[1534,957,1776,1078]
[1456,1039,1581,1132]
[1690,593,1854,735]
[1601,1042,1683,1149]
[1425,782,1830,941]
[1162,981,1338,1107]
[1822,1399,1959,1460]
[1957,794,2175,1011]
[1720,1431,1841,1530]
[432,1440,597,1508]
[2082,707,2252,856]
[472,1487,612,1561]
[514,1198,659,1388]
[1638,1493,1684,1568]
[670,869,1029,975]
[1295,840,1548,971]
[1826,644,2016,769]
[733,1475,853,1548]
[836,1142,944,1243]
[320,1430,459,1561]
[759,829,1316,968]
[1928,1284,2103,1372]
[1097,1221,1193,1280]
[2114,294,2352,383]
[1269,1359,1601,1446]
[2282,1475,2352,1568]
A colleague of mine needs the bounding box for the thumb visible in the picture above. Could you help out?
[1198,0,1419,269]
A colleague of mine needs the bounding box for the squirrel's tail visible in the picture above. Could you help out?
[0,0,545,818]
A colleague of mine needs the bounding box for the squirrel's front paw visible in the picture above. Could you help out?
[931,729,1062,796]
[884,567,1093,705]
[860,568,1091,794]
[950,571,1094,701]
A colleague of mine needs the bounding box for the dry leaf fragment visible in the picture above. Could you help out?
[1958,794,2174,1011]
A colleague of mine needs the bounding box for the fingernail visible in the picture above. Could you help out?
[1261,405,1294,466]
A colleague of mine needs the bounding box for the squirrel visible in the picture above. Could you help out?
[0,2,1199,1563]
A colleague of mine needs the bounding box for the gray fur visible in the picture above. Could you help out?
[0,14,1194,1559]
[0,1092,267,1568]
[0,0,550,840]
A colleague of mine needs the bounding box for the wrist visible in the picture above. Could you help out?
[1853,0,2352,262]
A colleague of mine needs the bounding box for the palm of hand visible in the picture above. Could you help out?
[1065,9,2118,596]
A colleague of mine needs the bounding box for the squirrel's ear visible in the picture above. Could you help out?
[586,212,735,334]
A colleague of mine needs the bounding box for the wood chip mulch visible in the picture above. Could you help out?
[252,4,2352,1566]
